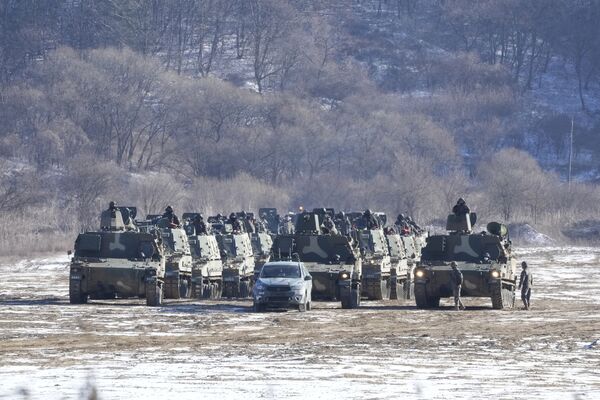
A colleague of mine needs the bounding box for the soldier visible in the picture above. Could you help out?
[162,205,181,228]
[395,213,406,228]
[518,261,533,310]
[450,261,466,311]
[336,211,352,236]
[228,212,243,233]
[321,215,338,235]
[452,198,470,216]
[193,214,208,235]
[244,215,256,234]
[363,209,379,229]
[108,201,118,211]
[281,214,295,234]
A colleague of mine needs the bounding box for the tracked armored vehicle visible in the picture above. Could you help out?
[182,213,223,299]
[214,221,255,298]
[414,213,517,309]
[272,209,362,309]
[357,228,392,300]
[69,206,165,306]
[385,233,412,300]
[151,217,193,299]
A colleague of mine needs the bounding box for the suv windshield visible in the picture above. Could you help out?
[261,264,301,278]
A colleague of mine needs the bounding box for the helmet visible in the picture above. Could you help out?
[109,201,116,209]
[240,210,247,217]
[365,209,372,215]
[521,261,528,268]
[229,212,236,219]
[198,214,204,220]
[398,213,405,219]
[450,261,457,268]
[457,198,465,204]
[165,205,173,213]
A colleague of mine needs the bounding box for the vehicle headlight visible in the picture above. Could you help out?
[490,270,500,278]
[339,272,350,280]
[415,270,425,278]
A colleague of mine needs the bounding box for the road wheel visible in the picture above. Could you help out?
[69,280,87,304]
[146,280,163,307]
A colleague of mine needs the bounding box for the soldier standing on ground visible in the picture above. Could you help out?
[518,261,533,310]
[450,261,466,311]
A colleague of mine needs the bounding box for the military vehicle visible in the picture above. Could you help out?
[414,213,517,309]
[182,213,224,299]
[272,208,362,309]
[356,227,393,300]
[385,232,412,300]
[251,231,273,280]
[213,220,255,298]
[144,216,193,300]
[69,206,165,306]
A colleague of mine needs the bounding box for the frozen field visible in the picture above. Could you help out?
[1,248,599,400]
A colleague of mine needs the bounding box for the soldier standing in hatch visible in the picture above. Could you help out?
[363,209,379,229]
[518,261,533,310]
[450,261,466,311]
[162,205,180,228]
[193,214,208,235]
[321,215,338,235]
[452,198,470,216]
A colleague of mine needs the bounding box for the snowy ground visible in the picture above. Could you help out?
[1,248,599,400]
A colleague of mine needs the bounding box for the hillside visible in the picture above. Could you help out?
[1,0,600,253]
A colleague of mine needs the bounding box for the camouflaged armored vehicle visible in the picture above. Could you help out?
[69,206,166,306]
[385,232,413,300]
[150,217,193,299]
[182,213,224,299]
[272,208,362,309]
[213,219,255,298]
[356,227,393,300]
[414,213,517,309]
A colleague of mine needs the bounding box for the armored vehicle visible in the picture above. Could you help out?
[251,231,273,279]
[214,221,255,298]
[414,213,517,309]
[154,218,193,299]
[69,207,165,306]
[272,209,362,309]
[385,233,412,300]
[183,213,224,299]
[356,228,392,300]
